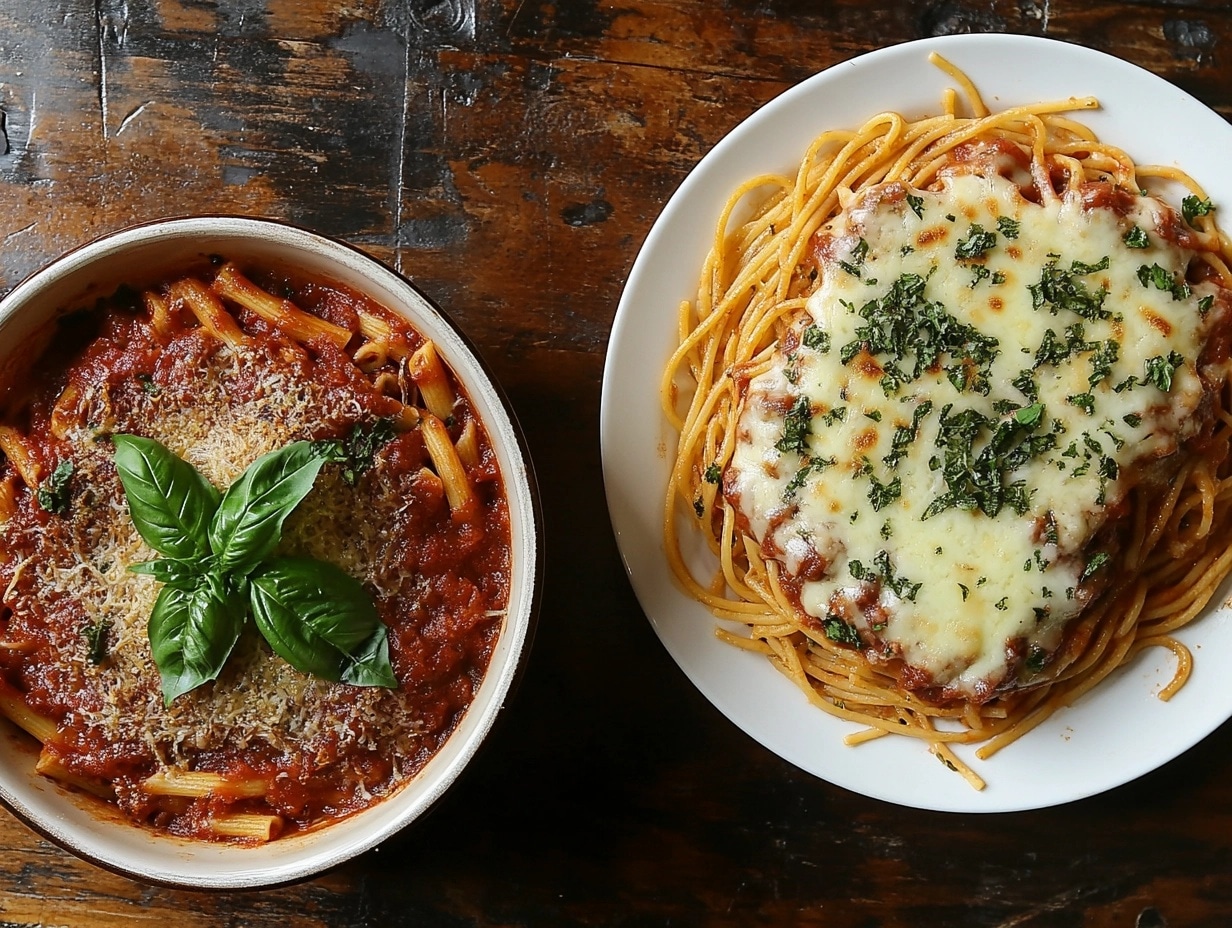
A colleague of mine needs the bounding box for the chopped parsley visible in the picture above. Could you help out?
[850,550,922,601]
[1029,255,1111,320]
[1067,392,1095,416]
[1182,195,1214,226]
[703,463,721,484]
[37,459,74,516]
[820,406,847,427]
[775,395,813,455]
[1145,351,1185,391]
[1122,226,1150,249]
[838,238,870,277]
[313,418,397,487]
[866,472,902,512]
[955,223,997,260]
[921,402,1055,520]
[84,619,112,666]
[1081,551,1110,581]
[1025,647,1049,675]
[782,455,836,500]
[839,272,1000,397]
[996,216,1020,239]
[882,400,934,470]
[906,193,925,219]
[1137,263,1191,301]
[802,324,831,353]
[823,615,863,648]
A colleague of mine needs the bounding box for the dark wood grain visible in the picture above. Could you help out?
[1,1,1231,925]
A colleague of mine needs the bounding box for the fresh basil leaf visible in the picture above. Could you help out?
[209,441,326,573]
[113,434,219,560]
[128,557,206,588]
[249,557,395,688]
[147,574,246,705]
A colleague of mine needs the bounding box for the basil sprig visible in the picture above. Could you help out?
[112,434,396,705]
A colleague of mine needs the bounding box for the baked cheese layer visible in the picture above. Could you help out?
[726,168,1227,701]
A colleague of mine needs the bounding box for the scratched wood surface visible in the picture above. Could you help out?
[1,1,1232,925]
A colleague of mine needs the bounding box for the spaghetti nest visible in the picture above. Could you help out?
[662,54,1232,788]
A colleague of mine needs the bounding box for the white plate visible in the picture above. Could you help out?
[601,33,1232,813]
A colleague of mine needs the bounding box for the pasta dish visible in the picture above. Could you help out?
[664,55,1232,787]
[0,259,509,839]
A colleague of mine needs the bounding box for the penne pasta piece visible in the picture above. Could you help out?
[421,413,475,514]
[0,426,41,488]
[143,768,267,799]
[0,476,18,524]
[209,812,283,841]
[49,383,84,440]
[455,418,480,469]
[352,341,387,373]
[391,401,420,431]
[355,309,413,362]
[36,750,115,799]
[168,278,246,349]
[409,341,456,420]
[143,289,176,337]
[373,370,400,397]
[0,687,58,744]
[212,263,352,350]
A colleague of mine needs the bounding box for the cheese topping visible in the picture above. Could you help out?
[726,169,1226,700]
[0,317,508,821]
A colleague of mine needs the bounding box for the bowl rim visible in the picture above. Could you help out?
[0,215,544,889]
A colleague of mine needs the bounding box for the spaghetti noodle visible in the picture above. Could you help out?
[664,54,1232,788]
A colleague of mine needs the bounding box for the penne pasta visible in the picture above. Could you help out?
[168,277,246,349]
[143,768,267,799]
[212,263,352,350]
[143,289,176,337]
[455,418,481,469]
[36,750,116,799]
[0,426,41,488]
[209,812,284,841]
[355,309,413,362]
[421,413,475,514]
[409,341,456,420]
[49,383,83,439]
[0,687,58,744]
[0,476,18,524]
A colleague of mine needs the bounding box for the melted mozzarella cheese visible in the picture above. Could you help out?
[727,171,1223,699]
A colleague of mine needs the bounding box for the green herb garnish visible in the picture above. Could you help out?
[1182,195,1214,225]
[776,395,813,455]
[37,459,75,516]
[996,216,1020,239]
[955,224,997,260]
[313,418,397,487]
[113,434,396,705]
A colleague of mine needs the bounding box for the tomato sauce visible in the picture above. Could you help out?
[0,261,509,841]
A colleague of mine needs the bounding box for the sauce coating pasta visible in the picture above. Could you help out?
[0,260,509,840]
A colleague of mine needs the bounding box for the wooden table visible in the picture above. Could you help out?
[1,1,1230,924]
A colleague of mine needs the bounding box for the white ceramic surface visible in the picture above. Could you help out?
[0,217,541,887]
[602,34,1232,813]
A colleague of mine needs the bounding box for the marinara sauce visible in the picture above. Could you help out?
[0,261,509,841]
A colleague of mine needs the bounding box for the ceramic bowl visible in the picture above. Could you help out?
[0,216,541,888]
